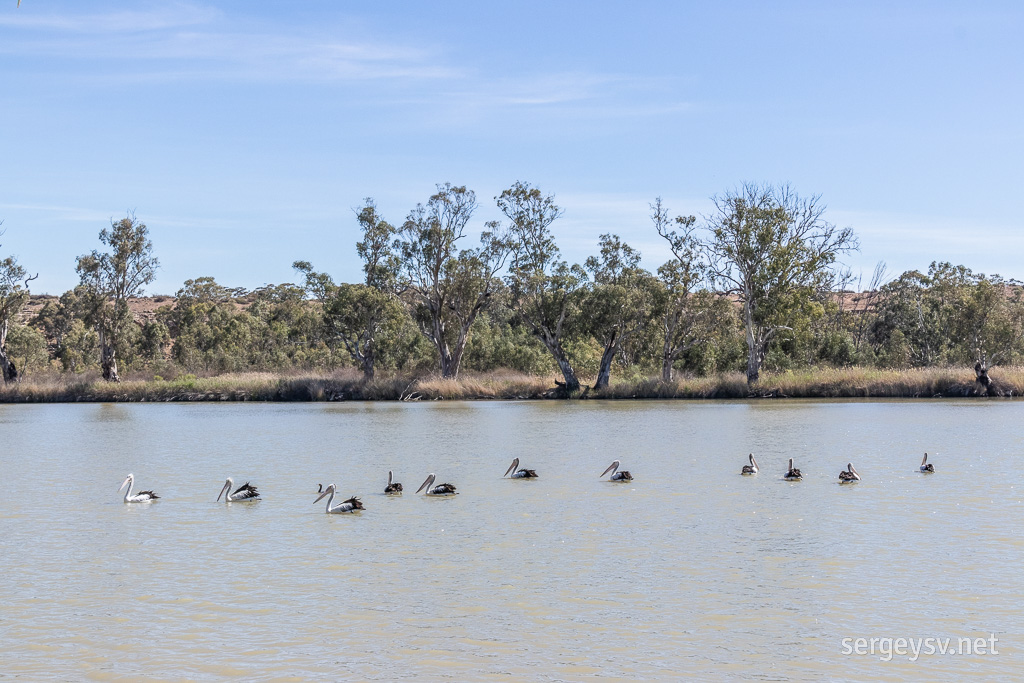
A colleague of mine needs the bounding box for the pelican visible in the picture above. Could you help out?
[504,457,538,479]
[313,484,364,513]
[784,458,802,480]
[415,473,457,495]
[741,453,759,475]
[919,453,935,473]
[600,460,633,481]
[839,463,861,482]
[317,483,324,493]
[217,477,260,502]
[384,470,403,494]
[118,473,160,503]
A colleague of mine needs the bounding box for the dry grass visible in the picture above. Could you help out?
[0,366,1018,403]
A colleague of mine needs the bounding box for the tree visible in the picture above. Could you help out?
[294,198,404,381]
[498,181,585,392]
[651,198,731,382]
[396,184,509,378]
[76,214,159,381]
[33,288,99,373]
[0,232,37,382]
[703,184,857,385]
[583,234,657,390]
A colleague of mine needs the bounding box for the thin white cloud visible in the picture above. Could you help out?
[0,3,220,32]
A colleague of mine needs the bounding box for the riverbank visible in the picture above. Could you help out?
[0,366,1017,403]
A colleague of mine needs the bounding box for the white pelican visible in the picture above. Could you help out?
[313,484,364,513]
[919,453,935,473]
[741,453,759,475]
[504,458,538,479]
[384,470,403,494]
[784,458,802,480]
[839,463,861,482]
[118,473,160,503]
[600,460,633,481]
[415,473,457,495]
[217,477,260,502]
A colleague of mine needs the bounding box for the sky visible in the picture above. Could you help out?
[1,0,1022,295]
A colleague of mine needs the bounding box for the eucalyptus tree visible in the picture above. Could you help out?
[953,273,1024,389]
[395,184,509,378]
[0,233,37,382]
[294,199,403,380]
[651,198,732,382]
[583,234,657,390]
[76,214,159,381]
[497,181,585,392]
[703,184,857,385]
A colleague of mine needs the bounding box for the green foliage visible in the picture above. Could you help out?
[6,323,50,375]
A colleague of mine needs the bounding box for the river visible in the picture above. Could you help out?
[1,400,1020,680]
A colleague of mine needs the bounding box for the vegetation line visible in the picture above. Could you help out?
[0,367,1016,404]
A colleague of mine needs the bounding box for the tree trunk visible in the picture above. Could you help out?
[100,334,120,382]
[552,350,581,392]
[0,320,15,383]
[746,334,770,385]
[974,360,993,396]
[540,332,580,393]
[361,349,375,382]
[0,350,16,383]
[661,355,675,383]
[594,335,618,390]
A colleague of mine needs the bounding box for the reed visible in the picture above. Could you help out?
[0,366,1018,403]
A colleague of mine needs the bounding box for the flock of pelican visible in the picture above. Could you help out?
[743,452,936,481]
[118,453,935,509]
[116,458,632,510]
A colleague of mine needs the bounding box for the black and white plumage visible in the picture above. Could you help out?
[838,463,861,482]
[784,458,802,480]
[314,483,364,513]
[118,473,160,503]
[504,458,538,479]
[217,477,260,502]
[919,453,935,473]
[741,453,759,475]
[385,470,403,494]
[600,460,633,481]
[415,473,457,495]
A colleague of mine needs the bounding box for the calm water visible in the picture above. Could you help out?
[1,400,1021,681]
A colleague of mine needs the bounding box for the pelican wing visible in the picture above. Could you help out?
[232,482,260,499]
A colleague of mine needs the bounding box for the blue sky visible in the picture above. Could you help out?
[2,1,1022,294]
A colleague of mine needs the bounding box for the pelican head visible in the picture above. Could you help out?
[217,477,234,502]
[314,483,337,504]
[416,473,436,494]
[504,458,521,477]
[600,460,621,478]
[118,474,134,492]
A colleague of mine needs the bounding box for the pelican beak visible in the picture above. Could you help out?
[217,480,230,502]
[314,485,333,504]
[118,476,131,492]
[504,458,519,477]
[416,474,435,494]
[600,461,618,478]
